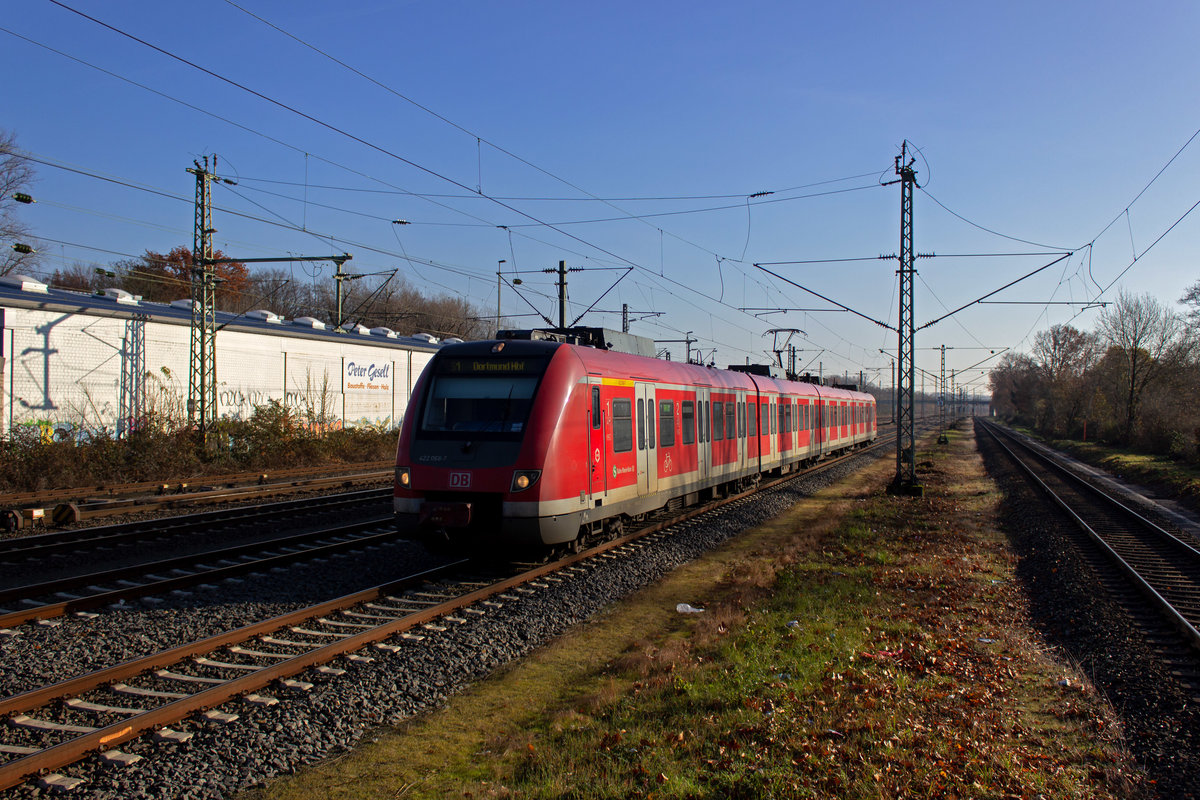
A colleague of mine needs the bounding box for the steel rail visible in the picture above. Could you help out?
[0,461,394,510]
[0,516,393,627]
[55,470,392,525]
[0,488,390,561]
[0,560,469,790]
[979,419,1200,652]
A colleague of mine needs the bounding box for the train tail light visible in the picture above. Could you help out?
[395,466,411,488]
[511,470,541,492]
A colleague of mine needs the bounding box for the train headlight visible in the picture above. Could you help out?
[511,470,541,492]
[395,466,411,488]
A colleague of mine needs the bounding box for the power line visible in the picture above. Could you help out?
[756,255,894,266]
[1087,125,1200,246]
[1,24,564,239]
[918,187,1071,250]
[754,264,895,331]
[1096,195,1200,296]
[232,180,883,228]
[14,148,528,288]
[14,7,913,373]
[214,0,900,318]
[44,0,642,270]
[218,0,883,269]
[13,9,892,368]
[496,183,883,227]
[917,253,1073,331]
[232,171,887,203]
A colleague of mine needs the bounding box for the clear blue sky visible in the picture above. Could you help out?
[4,0,1198,393]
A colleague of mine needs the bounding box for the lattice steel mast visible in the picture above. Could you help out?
[187,157,219,442]
[891,142,921,494]
[187,157,352,445]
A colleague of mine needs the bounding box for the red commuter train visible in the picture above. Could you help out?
[393,331,877,550]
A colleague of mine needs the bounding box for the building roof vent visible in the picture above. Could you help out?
[369,326,398,338]
[339,323,372,335]
[170,298,198,311]
[411,332,439,343]
[0,274,49,293]
[102,287,139,305]
[246,309,282,324]
[442,337,464,344]
[292,316,326,330]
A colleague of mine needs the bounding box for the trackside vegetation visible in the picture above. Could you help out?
[244,423,1143,800]
[0,401,397,493]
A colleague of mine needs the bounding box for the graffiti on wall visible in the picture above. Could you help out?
[219,388,275,419]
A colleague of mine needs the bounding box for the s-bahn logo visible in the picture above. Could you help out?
[449,471,471,488]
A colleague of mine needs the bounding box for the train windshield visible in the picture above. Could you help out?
[419,356,548,437]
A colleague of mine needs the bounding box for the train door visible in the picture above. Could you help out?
[739,393,748,470]
[814,400,824,454]
[588,381,606,501]
[747,394,759,465]
[635,382,657,497]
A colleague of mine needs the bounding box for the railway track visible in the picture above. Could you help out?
[0,488,390,571]
[0,435,898,793]
[1,463,393,531]
[977,419,1200,658]
[0,516,400,628]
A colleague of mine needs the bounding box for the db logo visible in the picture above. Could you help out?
[594,448,601,464]
[449,471,471,488]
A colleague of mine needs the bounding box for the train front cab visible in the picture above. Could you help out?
[394,340,587,548]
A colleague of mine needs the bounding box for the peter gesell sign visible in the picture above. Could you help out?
[344,361,392,392]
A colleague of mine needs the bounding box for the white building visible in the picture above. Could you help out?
[0,274,439,439]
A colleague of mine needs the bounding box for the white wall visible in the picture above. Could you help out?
[0,305,434,438]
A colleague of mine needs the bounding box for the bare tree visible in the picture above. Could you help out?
[244,267,315,320]
[1031,323,1099,435]
[1097,290,1195,442]
[50,262,107,293]
[1182,280,1200,323]
[224,267,490,340]
[0,130,39,277]
[988,352,1040,422]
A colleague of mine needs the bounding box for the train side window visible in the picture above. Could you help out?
[704,400,711,442]
[748,403,756,439]
[726,402,736,440]
[712,401,724,441]
[591,387,601,429]
[613,399,633,453]
[637,398,645,450]
[648,396,656,449]
[659,400,675,447]
[682,400,695,445]
[777,404,783,435]
[737,401,744,438]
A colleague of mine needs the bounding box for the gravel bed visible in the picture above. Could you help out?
[975,424,1200,800]
[1,451,883,799]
